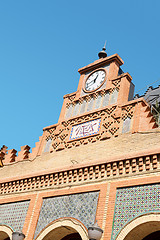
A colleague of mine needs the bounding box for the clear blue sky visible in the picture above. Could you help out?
[0,0,160,151]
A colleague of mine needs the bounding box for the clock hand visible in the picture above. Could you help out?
[93,74,98,83]
[86,73,99,89]
[86,80,95,87]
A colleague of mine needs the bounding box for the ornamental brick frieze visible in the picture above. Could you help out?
[65,75,122,107]
[66,87,119,109]
[1,99,155,165]
[46,126,56,141]
[44,105,125,152]
[111,78,121,89]
[43,98,158,153]
[0,153,159,195]
[65,92,76,104]
[121,104,135,120]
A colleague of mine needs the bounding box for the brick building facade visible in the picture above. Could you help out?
[0,49,160,240]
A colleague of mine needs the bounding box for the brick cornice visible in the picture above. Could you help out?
[0,146,160,195]
[2,139,160,183]
[78,54,124,74]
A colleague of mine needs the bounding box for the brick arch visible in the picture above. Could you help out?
[115,213,160,240]
[35,218,88,240]
[0,225,13,240]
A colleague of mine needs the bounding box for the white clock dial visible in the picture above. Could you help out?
[85,69,106,92]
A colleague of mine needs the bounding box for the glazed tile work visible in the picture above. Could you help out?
[69,119,101,140]
[0,200,30,231]
[112,184,160,240]
[34,191,99,238]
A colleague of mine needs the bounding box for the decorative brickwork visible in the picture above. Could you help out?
[0,146,6,167]
[0,153,159,195]
[5,149,17,163]
[65,88,119,120]
[112,184,160,240]
[45,105,122,152]
[121,105,134,120]
[42,98,157,153]
[0,145,8,155]
[17,145,30,161]
[34,191,99,239]
[0,153,4,167]
[112,78,121,89]
[0,200,30,231]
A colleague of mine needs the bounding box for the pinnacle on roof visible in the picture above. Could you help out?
[98,41,107,59]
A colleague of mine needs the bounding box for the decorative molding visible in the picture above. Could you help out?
[44,98,156,153]
[65,88,119,108]
[122,105,134,120]
[45,105,123,152]
[0,153,159,195]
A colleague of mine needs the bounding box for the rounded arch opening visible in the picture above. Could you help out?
[43,226,82,240]
[0,225,13,240]
[116,214,160,240]
[61,232,82,240]
[142,230,160,240]
[35,218,88,240]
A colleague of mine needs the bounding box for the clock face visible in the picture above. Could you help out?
[84,69,106,92]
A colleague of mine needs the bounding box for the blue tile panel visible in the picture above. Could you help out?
[112,184,160,240]
[0,200,30,231]
[34,191,99,239]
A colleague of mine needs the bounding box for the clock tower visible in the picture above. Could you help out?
[58,47,133,123]
[43,46,149,152]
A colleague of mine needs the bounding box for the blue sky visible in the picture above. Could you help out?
[0,0,160,151]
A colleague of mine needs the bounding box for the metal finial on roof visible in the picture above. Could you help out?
[98,41,107,59]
